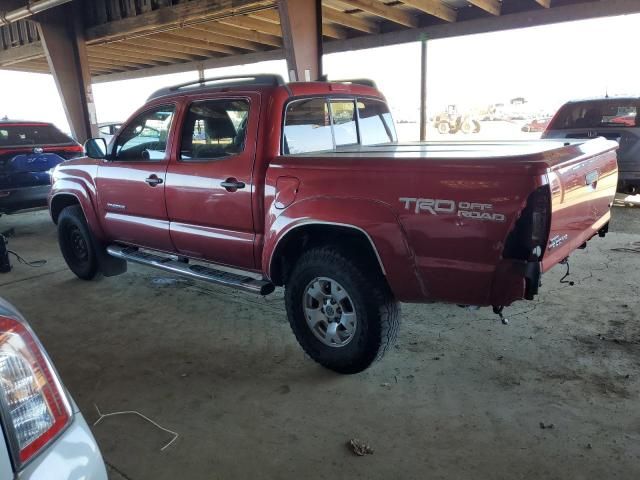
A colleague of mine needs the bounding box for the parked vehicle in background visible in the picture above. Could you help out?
[50,75,617,374]
[0,298,108,479]
[521,117,551,133]
[0,121,83,215]
[434,104,480,134]
[543,97,639,193]
[98,122,122,145]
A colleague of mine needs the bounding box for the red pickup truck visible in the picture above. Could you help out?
[49,75,618,373]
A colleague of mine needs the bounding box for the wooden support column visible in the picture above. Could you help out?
[277,0,322,82]
[36,2,98,142]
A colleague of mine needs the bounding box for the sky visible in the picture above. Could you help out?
[1,13,639,135]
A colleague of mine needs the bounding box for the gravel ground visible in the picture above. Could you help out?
[0,198,638,480]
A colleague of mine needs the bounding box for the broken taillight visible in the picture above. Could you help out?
[0,315,72,465]
[503,186,551,261]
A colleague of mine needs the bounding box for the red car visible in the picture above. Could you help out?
[49,76,618,373]
[521,118,551,132]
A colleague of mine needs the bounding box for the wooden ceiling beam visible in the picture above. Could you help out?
[322,22,348,39]
[0,42,45,67]
[88,57,142,69]
[182,26,262,51]
[148,28,238,55]
[401,0,457,22]
[127,35,223,58]
[202,22,282,47]
[467,0,501,15]
[249,8,279,24]
[85,0,274,43]
[111,39,205,61]
[97,43,181,63]
[88,46,165,66]
[217,15,283,36]
[346,0,418,28]
[88,63,128,74]
[322,7,380,34]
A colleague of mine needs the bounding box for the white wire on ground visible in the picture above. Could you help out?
[93,404,179,451]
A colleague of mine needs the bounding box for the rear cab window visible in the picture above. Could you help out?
[0,124,74,147]
[282,96,396,154]
[549,100,639,129]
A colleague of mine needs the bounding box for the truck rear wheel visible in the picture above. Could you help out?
[58,205,99,280]
[284,246,400,374]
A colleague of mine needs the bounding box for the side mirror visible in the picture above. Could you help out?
[84,137,108,159]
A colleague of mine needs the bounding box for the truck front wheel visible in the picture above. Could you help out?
[58,205,99,280]
[285,247,400,374]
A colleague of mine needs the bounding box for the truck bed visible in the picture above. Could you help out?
[271,137,618,305]
[315,138,608,163]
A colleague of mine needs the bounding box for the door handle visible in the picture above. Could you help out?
[220,178,245,192]
[144,175,163,186]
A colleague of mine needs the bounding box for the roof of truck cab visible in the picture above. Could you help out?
[0,120,52,125]
[147,76,384,102]
[562,96,640,104]
[286,82,383,99]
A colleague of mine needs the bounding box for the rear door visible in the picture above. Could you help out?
[96,104,177,252]
[164,94,258,269]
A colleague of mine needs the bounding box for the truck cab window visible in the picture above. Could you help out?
[180,99,250,160]
[357,99,397,145]
[330,100,358,148]
[114,106,175,161]
[283,98,333,154]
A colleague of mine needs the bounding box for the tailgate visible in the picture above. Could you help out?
[541,139,618,271]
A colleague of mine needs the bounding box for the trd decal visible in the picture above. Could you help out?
[399,197,506,222]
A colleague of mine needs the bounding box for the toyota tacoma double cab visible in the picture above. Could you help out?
[49,75,618,374]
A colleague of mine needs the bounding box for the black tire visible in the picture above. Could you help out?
[58,205,99,280]
[285,246,400,374]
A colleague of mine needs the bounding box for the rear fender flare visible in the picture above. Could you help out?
[263,197,426,301]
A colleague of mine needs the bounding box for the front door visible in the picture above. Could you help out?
[96,104,177,252]
[165,95,258,269]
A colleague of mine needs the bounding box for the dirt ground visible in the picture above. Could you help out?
[0,197,638,480]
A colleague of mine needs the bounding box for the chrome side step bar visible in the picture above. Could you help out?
[106,245,275,296]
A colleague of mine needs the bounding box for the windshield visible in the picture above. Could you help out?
[0,124,74,147]
[549,100,639,129]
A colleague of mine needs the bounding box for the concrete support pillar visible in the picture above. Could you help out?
[277,0,322,82]
[36,2,97,142]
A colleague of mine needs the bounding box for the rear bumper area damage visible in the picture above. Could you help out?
[491,220,609,306]
[490,259,540,306]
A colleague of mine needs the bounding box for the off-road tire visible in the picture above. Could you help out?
[285,246,400,374]
[58,205,99,280]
